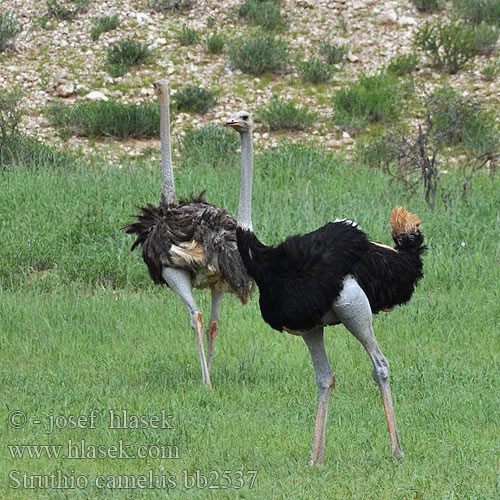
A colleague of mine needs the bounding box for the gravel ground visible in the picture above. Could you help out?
[1,0,498,160]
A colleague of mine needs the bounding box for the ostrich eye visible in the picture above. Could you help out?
[242,115,249,120]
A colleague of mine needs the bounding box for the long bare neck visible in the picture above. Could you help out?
[159,86,175,204]
[238,129,253,230]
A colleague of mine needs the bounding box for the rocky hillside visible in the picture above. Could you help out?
[1,0,498,159]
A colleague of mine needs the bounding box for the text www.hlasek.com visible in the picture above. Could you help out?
[8,440,179,460]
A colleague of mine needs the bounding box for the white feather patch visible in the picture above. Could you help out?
[334,218,362,230]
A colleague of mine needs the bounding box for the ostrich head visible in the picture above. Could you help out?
[224,111,253,134]
[153,79,170,96]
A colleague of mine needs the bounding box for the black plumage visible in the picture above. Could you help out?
[236,213,425,332]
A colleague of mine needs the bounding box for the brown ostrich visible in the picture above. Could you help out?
[125,82,253,388]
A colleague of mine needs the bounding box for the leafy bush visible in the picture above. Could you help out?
[298,57,333,83]
[0,90,76,169]
[452,0,500,26]
[481,60,500,80]
[414,20,478,74]
[90,14,120,41]
[0,11,22,52]
[46,100,160,139]
[387,53,420,75]
[0,89,23,140]
[228,31,289,75]
[470,23,499,55]
[182,125,239,167]
[206,32,225,54]
[333,72,403,131]
[257,95,317,131]
[105,38,152,77]
[318,41,349,64]
[237,0,286,31]
[177,25,199,46]
[173,86,217,114]
[426,84,498,154]
[44,0,91,21]
[411,0,442,12]
[149,0,196,12]
[1,134,77,170]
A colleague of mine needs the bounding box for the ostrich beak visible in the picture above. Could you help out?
[224,119,242,127]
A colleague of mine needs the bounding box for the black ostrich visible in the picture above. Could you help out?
[125,82,253,389]
[225,112,425,464]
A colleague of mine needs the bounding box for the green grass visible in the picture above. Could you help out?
[257,95,317,130]
[105,38,152,77]
[181,124,239,168]
[176,25,199,46]
[173,86,217,114]
[333,72,404,132]
[90,14,120,41]
[0,11,22,52]
[0,144,499,498]
[297,57,333,84]
[228,30,289,76]
[46,100,160,139]
[237,0,286,31]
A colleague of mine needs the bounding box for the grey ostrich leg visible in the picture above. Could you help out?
[206,287,224,375]
[162,267,211,388]
[302,327,335,466]
[333,276,404,459]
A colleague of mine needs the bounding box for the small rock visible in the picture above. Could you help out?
[140,88,155,96]
[136,12,150,23]
[296,0,315,7]
[57,82,74,98]
[398,16,417,27]
[347,52,359,62]
[151,37,167,48]
[342,131,354,144]
[83,91,109,102]
[376,10,397,26]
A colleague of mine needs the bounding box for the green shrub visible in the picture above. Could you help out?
[387,53,420,75]
[257,95,317,131]
[0,89,23,139]
[228,31,289,75]
[105,38,152,77]
[411,0,442,12]
[237,0,286,31]
[44,0,91,21]
[298,57,333,83]
[426,84,498,154]
[452,0,500,26]
[470,23,499,55]
[414,20,478,74]
[182,125,239,167]
[149,0,195,11]
[173,86,217,114]
[1,134,77,170]
[90,14,120,41]
[206,32,225,54]
[318,41,349,64]
[333,72,403,131]
[46,100,160,139]
[481,60,500,81]
[0,11,22,52]
[177,25,199,46]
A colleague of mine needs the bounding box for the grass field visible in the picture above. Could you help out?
[1,145,499,499]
